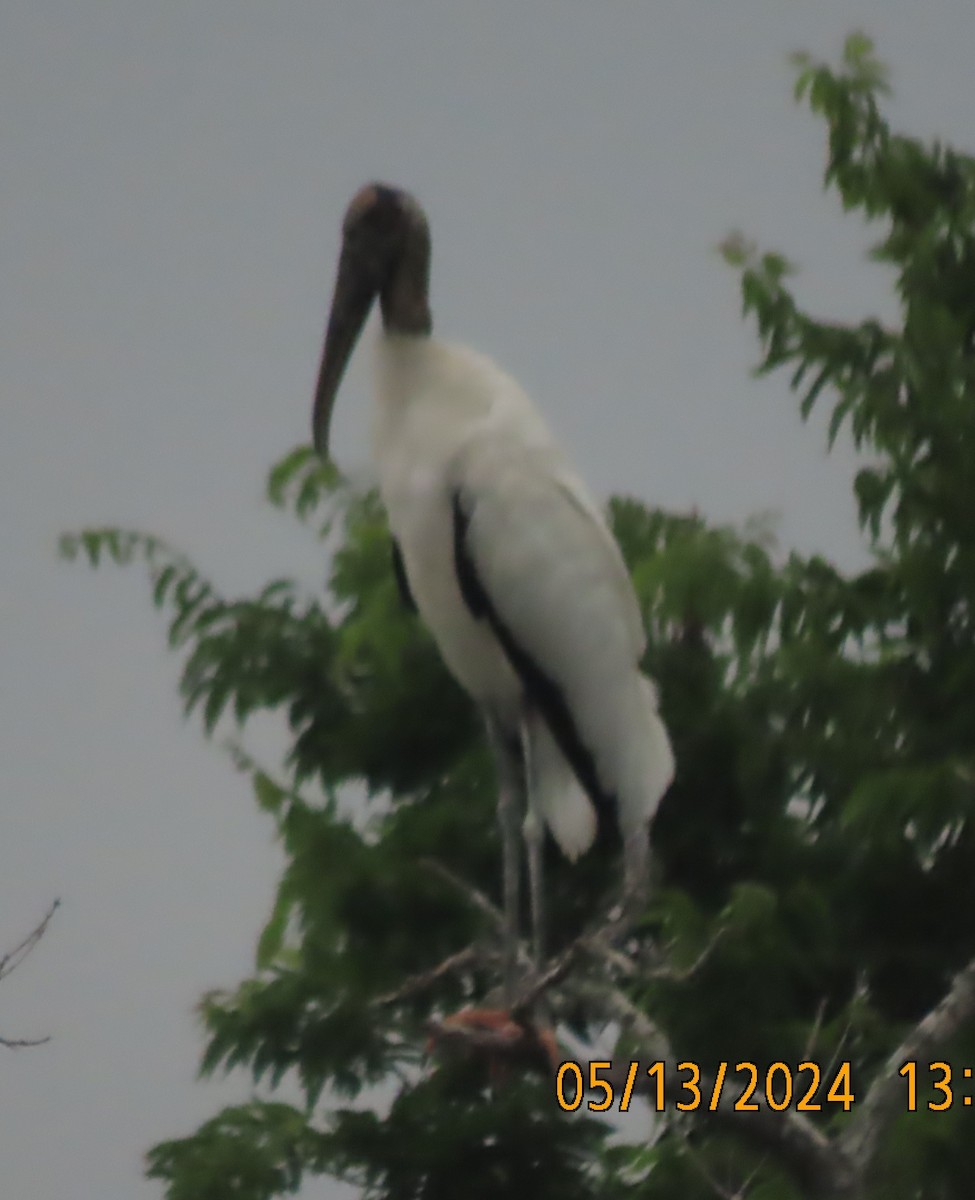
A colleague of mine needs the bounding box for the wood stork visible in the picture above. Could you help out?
[312,183,674,992]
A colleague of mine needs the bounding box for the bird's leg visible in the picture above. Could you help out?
[520,724,546,971]
[486,717,523,1005]
[524,820,546,971]
[621,829,652,920]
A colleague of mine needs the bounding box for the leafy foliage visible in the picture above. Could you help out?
[67,34,975,1200]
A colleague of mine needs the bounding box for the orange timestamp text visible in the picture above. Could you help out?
[556,1059,856,1114]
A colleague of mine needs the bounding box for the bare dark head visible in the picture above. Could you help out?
[312,183,432,459]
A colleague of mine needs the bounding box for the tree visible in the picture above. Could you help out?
[63,34,975,1199]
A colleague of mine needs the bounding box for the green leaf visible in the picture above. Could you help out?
[799,363,833,419]
[255,889,293,970]
[81,530,103,566]
[253,771,287,816]
[844,30,874,68]
[266,445,319,507]
[152,564,178,608]
[59,40,975,1200]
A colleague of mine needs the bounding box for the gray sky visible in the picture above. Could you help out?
[3,4,974,1197]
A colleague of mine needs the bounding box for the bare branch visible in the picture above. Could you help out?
[0,1034,52,1049]
[421,859,507,935]
[842,952,975,1173]
[646,925,727,984]
[803,997,828,1062]
[375,946,481,1006]
[415,865,856,1195]
[674,1123,749,1200]
[0,899,60,983]
[823,971,868,1085]
[557,975,855,1198]
[563,977,672,1061]
[1,900,59,1051]
[511,942,581,1020]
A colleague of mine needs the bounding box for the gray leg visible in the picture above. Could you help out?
[622,828,650,916]
[486,716,522,1004]
[521,724,546,969]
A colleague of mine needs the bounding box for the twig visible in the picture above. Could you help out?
[674,1123,747,1200]
[803,997,828,1063]
[647,925,727,984]
[511,943,582,1020]
[375,946,480,1006]
[421,859,507,936]
[0,899,60,983]
[0,899,59,1051]
[823,971,867,1083]
[564,977,672,1061]
[559,976,853,1198]
[592,940,640,976]
[415,861,975,1196]
[414,862,856,1194]
[842,951,975,1173]
[415,865,852,1192]
[737,1159,767,1199]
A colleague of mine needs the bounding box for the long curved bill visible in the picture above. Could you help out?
[312,245,381,460]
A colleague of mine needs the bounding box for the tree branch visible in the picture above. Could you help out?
[375,946,481,1007]
[421,859,508,936]
[1,899,59,1051]
[417,863,860,1195]
[562,974,854,1198]
[0,899,59,983]
[0,1033,52,1049]
[841,952,975,1174]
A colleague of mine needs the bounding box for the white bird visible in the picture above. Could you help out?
[312,184,674,993]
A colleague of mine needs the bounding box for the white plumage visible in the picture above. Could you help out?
[372,333,674,861]
[312,183,674,975]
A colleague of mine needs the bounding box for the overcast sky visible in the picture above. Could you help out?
[4,4,975,1197]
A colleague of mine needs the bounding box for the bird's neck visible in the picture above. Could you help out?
[380,236,432,337]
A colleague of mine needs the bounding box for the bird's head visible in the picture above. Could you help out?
[312,183,431,460]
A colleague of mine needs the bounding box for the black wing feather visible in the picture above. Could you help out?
[450,490,614,825]
[390,538,417,613]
